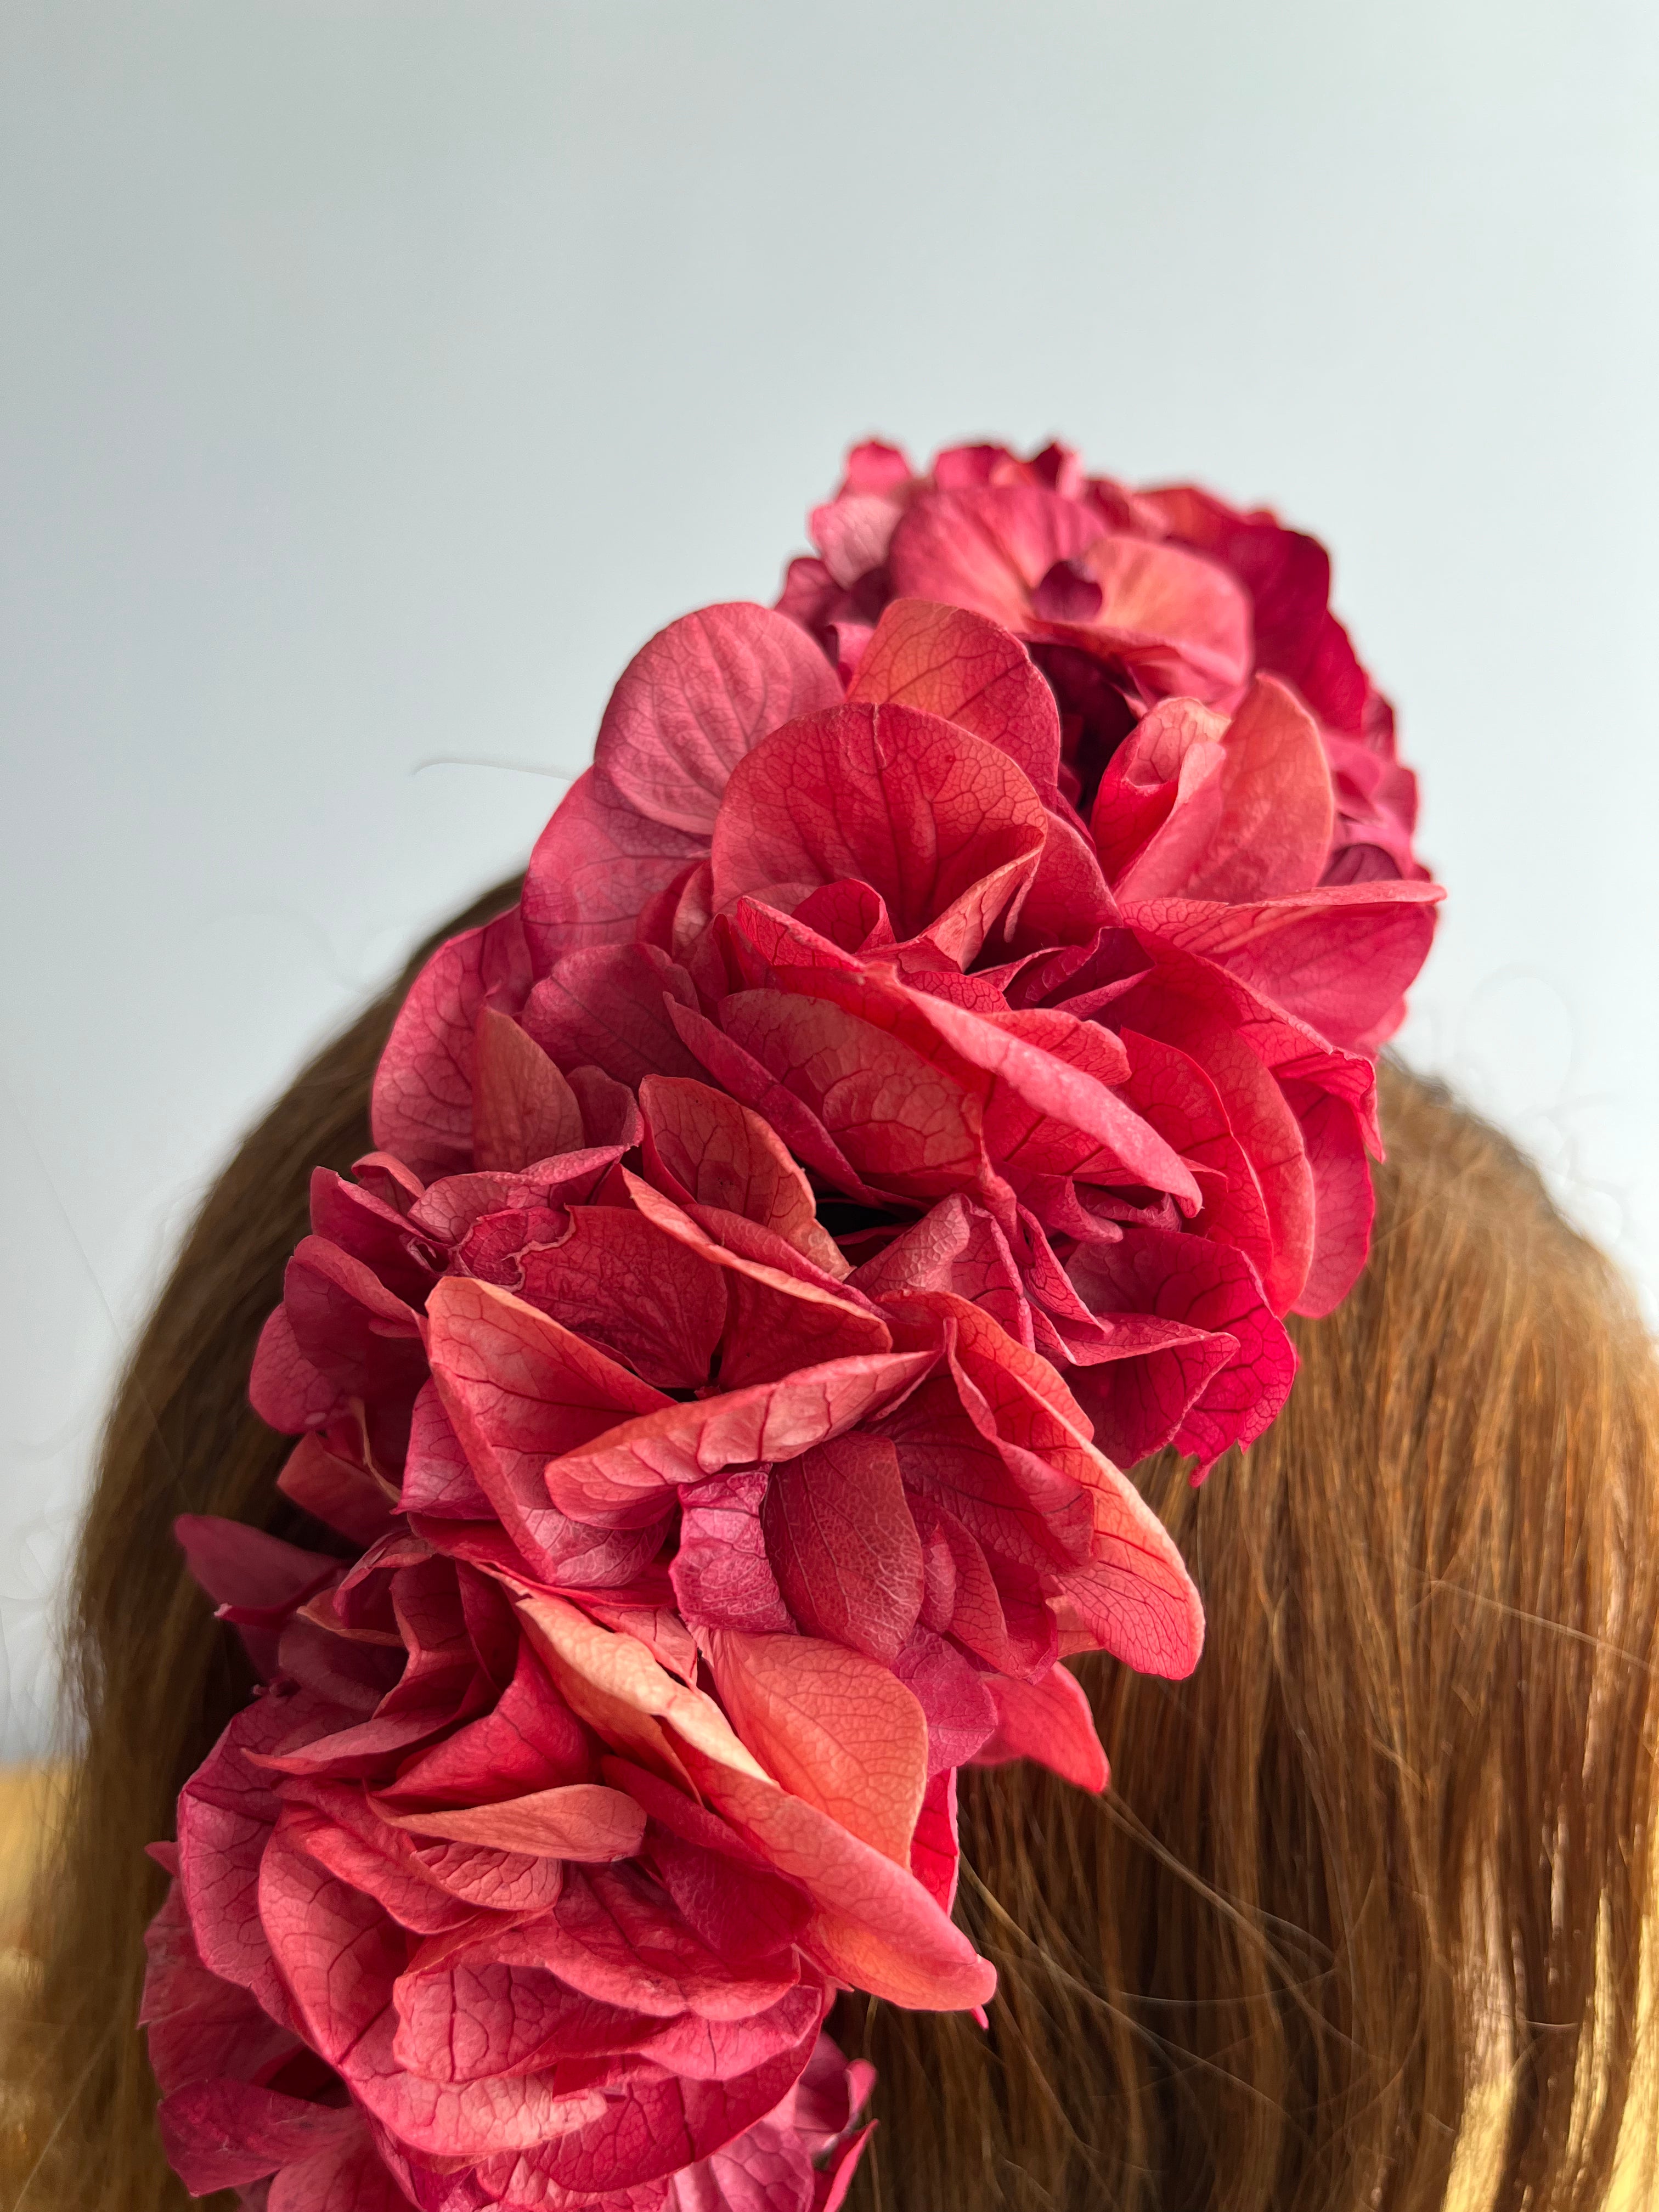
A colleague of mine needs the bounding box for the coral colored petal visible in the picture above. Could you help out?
[706,1630,928,1865]
[848,597,1062,795]
[976,1664,1110,1792]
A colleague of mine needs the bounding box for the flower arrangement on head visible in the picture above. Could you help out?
[143,438,1442,2211]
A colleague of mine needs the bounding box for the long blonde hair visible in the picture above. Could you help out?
[5,881,1656,2211]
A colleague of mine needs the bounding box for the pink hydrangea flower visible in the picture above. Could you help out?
[778,437,1423,887]
[516,582,1438,1462]
[149,437,1443,2211]
[146,1517,906,2209]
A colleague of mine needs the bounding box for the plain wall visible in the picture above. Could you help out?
[2,0,1655,1757]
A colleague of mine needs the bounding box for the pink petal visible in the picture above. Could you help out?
[640,1074,847,1278]
[672,1471,795,1636]
[371,907,532,1180]
[506,1203,729,1395]
[596,602,842,836]
[538,1348,935,1530]
[887,483,1100,633]
[850,1194,1032,1346]
[382,1637,590,1806]
[156,2079,358,2196]
[401,1379,495,1521]
[1282,1078,1374,1318]
[268,2132,412,2212]
[426,1276,670,1572]
[907,1767,961,1912]
[471,1008,586,1171]
[1121,879,1442,1052]
[761,1436,924,1666]
[1068,1224,1297,1468]
[523,763,706,967]
[679,1744,995,2013]
[174,1515,335,1615]
[523,942,704,1088]
[278,1433,399,1548]
[709,703,1048,966]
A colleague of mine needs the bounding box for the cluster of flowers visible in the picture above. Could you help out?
[144,439,1441,2210]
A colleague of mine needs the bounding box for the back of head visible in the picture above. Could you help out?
[5,901,1657,2211]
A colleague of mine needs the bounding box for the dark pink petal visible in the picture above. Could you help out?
[174,1515,336,1616]
[619,1173,890,1388]
[645,1823,811,1968]
[1146,678,1333,901]
[401,1380,495,1521]
[471,1009,586,1171]
[426,1277,671,1575]
[523,943,704,1087]
[268,2132,413,2212]
[141,1878,296,2096]
[702,986,987,1206]
[1067,1224,1297,1469]
[256,1812,404,2068]
[890,1630,997,1775]
[887,484,1100,634]
[1116,1029,1275,1286]
[306,1169,436,1304]
[1072,533,1253,701]
[710,702,1048,966]
[1113,989,1315,1313]
[371,908,532,1181]
[383,1637,589,1806]
[975,1664,1109,1792]
[279,1433,399,1548]
[639,1074,847,1278]
[1283,1079,1374,1317]
[706,1629,928,1865]
[813,492,905,587]
[476,2035,821,2200]
[507,1204,729,1393]
[847,598,1062,795]
[849,1195,1032,1347]
[516,1590,777,1799]
[276,1803,487,1936]
[673,1471,795,1636]
[1091,696,1229,888]
[156,2079,358,2195]
[177,1699,300,2026]
[664,997,891,1207]
[761,1437,924,1666]
[907,1767,961,1912]
[1147,483,1373,733]
[678,1743,995,2013]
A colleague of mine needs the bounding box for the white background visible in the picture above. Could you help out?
[2,1,1655,1758]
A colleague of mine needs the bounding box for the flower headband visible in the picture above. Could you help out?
[142,439,1442,2211]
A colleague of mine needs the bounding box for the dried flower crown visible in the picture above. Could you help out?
[142,438,1442,2211]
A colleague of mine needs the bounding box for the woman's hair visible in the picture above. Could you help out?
[4,881,1657,2212]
